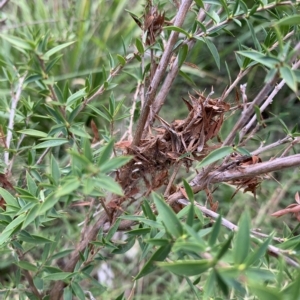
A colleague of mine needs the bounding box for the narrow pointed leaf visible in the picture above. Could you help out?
[153,192,183,238]
[197,146,234,168]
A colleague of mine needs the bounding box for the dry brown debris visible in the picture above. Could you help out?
[118,91,230,198]
[271,192,300,221]
[129,2,165,46]
[229,155,263,199]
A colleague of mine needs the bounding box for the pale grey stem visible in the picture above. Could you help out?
[132,0,193,146]
[240,83,247,113]
[0,0,9,9]
[7,133,25,175]
[251,136,292,156]
[128,83,141,141]
[240,59,300,141]
[221,30,294,102]
[5,72,27,169]
[211,154,300,182]
[178,198,299,268]
[222,79,276,146]
[150,4,211,122]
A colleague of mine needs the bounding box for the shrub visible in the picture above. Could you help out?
[0,0,300,299]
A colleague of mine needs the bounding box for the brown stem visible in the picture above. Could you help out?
[49,211,108,299]
[16,250,43,299]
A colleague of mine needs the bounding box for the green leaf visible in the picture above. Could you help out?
[245,18,261,51]
[39,193,59,214]
[71,282,85,300]
[43,41,76,59]
[69,126,91,138]
[235,147,251,156]
[135,244,172,279]
[0,34,32,50]
[56,178,81,197]
[112,236,136,254]
[135,38,144,54]
[237,51,280,69]
[234,211,250,265]
[203,270,217,299]
[63,286,73,300]
[249,284,282,300]
[215,233,234,260]
[178,44,188,68]
[24,74,43,84]
[96,175,123,195]
[203,37,220,70]
[183,179,194,203]
[3,213,26,233]
[145,239,169,246]
[33,139,69,149]
[18,129,48,138]
[197,146,234,168]
[117,54,126,66]
[179,70,196,86]
[17,261,38,272]
[157,260,212,276]
[183,179,194,226]
[142,200,156,221]
[108,52,115,69]
[173,241,206,253]
[209,215,222,247]
[0,214,26,245]
[51,155,61,185]
[246,236,272,267]
[106,219,121,241]
[66,88,86,107]
[280,66,297,92]
[219,0,230,17]
[43,272,73,280]
[22,204,39,229]
[98,139,114,166]
[164,26,191,37]
[127,228,151,236]
[275,15,300,26]
[194,0,204,8]
[0,187,19,208]
[100,156,132,173]
[26,172,37,196]
[153,192,183,238]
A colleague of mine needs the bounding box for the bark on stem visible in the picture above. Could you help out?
[132,0,193,147]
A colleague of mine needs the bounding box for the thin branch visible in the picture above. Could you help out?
[50,211,109,299]
[0,0,9,9]
[254,171,298,227]
[210,154,300,182]
[168,154,300,207]
[240,59,300,140]
[222,79,276,146]
[16,249,43,299]
[82,55,135,110]
[150,4,211,123]
[132,0,193,147]
[36,147,51,165]
[128,83,141,141]
[7,133,25,175]
[5,72,27,170]
[251,136,293,156]
[178,198,299,268]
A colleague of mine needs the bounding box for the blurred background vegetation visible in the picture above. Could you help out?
[0,0,300,299]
